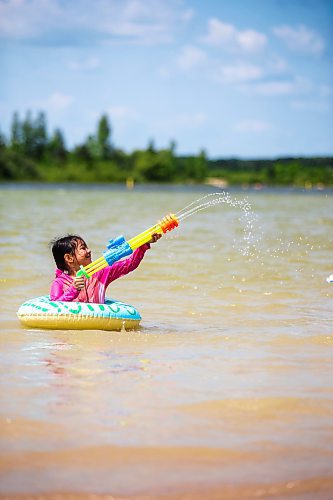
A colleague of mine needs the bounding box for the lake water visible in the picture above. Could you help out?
[0,184,333,499]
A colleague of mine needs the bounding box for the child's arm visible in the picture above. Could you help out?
[104,232,162,284]
[50,278,81,302]
[104,243,150,286]
[101,232,161,285]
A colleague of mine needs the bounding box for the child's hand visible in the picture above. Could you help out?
[73,276,85,290]
[149,232,162,244]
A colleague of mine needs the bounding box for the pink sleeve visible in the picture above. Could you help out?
[104,243,150,286]
[50,279,80,302]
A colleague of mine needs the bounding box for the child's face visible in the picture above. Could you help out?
[73,239,92,269]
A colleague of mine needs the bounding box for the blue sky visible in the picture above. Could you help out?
[1,0,332,158]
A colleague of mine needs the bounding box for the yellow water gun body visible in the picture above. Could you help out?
[77,214,179,279]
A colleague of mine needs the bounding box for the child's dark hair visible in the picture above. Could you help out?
[49,235,83,272]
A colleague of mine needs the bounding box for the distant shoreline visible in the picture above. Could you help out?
[1,181,332,195]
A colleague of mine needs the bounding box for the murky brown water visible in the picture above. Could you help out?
[0,185,333,499]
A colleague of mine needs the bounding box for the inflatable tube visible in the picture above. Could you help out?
[17,296,141,331]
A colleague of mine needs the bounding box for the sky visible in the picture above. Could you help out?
[0,0,332,159]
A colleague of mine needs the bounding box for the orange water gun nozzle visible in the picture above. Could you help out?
[127,213,179,250]
[159,214,179,233]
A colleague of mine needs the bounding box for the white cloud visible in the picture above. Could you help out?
[0,0,60,40]
[67,57,101,72]
[0,0,192,45]
[176,112,207,127]
[245,81,296,96]
[234,120,271,133]
[291,100,331,111]
[107,105,138,120]
[215,62,264,84]
[32,92,73,111]
[180,8,195,23]
[157,112,207,132]
[201,18,267,53]
[201,19,234,45]
[291,84,332,111]
[267,56,288,74]
[176,46,207,71]
[236,29,267,53]
[273,25,324,56]
[239,76,312,96]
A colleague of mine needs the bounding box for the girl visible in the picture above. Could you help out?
[50,233,161,303]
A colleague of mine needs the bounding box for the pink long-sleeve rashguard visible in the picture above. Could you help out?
[50,244,150,303]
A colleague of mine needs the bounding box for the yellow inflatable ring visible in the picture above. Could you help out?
[17,296,141,331]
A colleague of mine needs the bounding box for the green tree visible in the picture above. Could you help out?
[0,130,6,149]
[85,134,99,159]
[133,149,176,182]
[147,139,156,153]
[169,140,177,155]
[21,111,35,157]
[34,111,48,160]
[194,149,207,181]
[72,143,94,169]
[48,128,67,162]
[273,161,301,185]
[97,114,112,159]
[10,112,23,151]
[15,111,48,160]
[183,150,207,182]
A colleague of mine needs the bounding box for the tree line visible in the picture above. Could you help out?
[0,111,332,186]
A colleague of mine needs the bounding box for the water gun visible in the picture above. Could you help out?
[77,214,179,279]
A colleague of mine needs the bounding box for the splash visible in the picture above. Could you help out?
[172,192,329,286]
[176,192,259,257]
